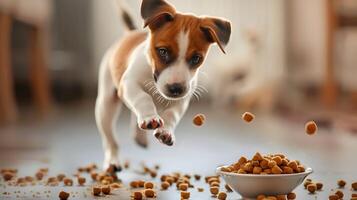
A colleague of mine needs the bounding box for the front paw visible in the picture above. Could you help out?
[154,128,175,146]
[138,115,163,130]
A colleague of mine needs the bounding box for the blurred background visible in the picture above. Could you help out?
[1,0,357,130]
[0,0,357,197]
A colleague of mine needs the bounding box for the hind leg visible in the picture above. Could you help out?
[131,113,148,148]
[95,59,122,171]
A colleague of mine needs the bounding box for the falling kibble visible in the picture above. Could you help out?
[242,112,255,123]
[193,114,205,126]
[305,121,318,135]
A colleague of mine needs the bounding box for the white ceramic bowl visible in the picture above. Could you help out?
[216,166,313,199]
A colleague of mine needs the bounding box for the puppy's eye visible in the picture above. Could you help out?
[157,47,170,63]
[189,54,202,67]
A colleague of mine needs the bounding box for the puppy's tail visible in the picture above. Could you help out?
[115,0,137,30]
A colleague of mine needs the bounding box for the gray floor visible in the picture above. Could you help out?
[0,102,357,199]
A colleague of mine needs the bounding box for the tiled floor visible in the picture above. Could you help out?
[0,102,356,199]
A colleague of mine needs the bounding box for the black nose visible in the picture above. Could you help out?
[166,83,185,97]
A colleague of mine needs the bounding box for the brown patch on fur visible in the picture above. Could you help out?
[110,31,147,88]
[148,14,212,74]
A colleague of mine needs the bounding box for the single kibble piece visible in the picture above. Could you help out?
[197,187,204,192]
[137,180,145,187]
[90,172,97,181]
[307,184,317,193]
[305,121,318,135]
[161,182,170,190]
[210,181,220,187]
[132,191,143,200]
[242,112,255,122]
[58,191,70,200]
[130,181,139,188]
[193,114,205,126]
[337,179,346,188]
[179,183,188,191]
[217,192,227,200]
[210,186,219,195]
[144,181,154,189]
[77,177,86,186]
[3,172,14,181]
[150,171,157,178]
[57,174,66,182]
[63,178,73,186]
[181,191,190,199]
[287,192,296,199]
[35,171,44,180]
[144,189,155,198]
[225,184,233,192]
[352,182,357,190]
[328,194,339,200]
[271,165,283,174]
[253,167,263,174]
[92,186,101,196]
[335,190,343,199]
[101,185,111,195]
[194,174,201,181]
[316,182,323,190]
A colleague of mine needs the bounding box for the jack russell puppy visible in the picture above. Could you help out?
[95,0,231,171]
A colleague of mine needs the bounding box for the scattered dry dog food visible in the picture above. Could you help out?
[316,182,323,190]
[92,186,101,196]
[2,172,14,181]
[305,121,318,135]
[337,179,346,188]
[287,192,296,199]
[63,178,73,186]
[101,185,111,195]
[77,177,86,186]
[181,191,190,199]
[58,191,70,200]
[132,191,143,200]
[353,182,357,190]
[194,174,201,181]
[307,183,317,193]
[197,187,204,192]
[210,186,219,195]
[161,181,170,190]
[221,153,306,175]
[193,114,205,126]
[144,189,156,198]
[57,174,66,182]
[179,183,188,191]
[335,190,344,199]
[242,112,255,123]
[225,184,233,192]
[217,191,227,200]
[144,181,154,189]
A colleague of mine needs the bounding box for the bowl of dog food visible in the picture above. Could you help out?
[216,153,312,199]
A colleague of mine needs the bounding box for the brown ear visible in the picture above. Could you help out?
[200,17,232,54]
[141,0,176,29]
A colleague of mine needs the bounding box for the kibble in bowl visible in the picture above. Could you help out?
[216,153,312,199]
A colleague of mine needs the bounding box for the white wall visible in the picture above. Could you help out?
[91,0,286,81]
[288,0,327,86]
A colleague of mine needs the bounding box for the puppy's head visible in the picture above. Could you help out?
[141,0,231,100]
